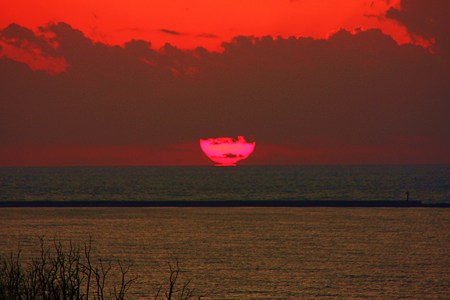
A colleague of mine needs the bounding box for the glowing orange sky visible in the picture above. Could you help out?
[1,0,409,50]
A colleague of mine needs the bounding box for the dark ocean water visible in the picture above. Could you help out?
[0,166,449,298]
[1,207,449,299]
[0,165,448,202]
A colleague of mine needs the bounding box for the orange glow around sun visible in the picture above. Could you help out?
[200,136,256,166]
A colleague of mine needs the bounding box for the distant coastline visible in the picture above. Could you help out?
[0,200,448,208]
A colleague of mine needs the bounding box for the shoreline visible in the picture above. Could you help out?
[0,200,448,208]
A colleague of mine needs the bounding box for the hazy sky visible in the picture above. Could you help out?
[0,0,449,165]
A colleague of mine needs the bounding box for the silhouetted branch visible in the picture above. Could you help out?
[113,261,135,300]
[0,237,136,300]
[1,238,203,299]
[155,259,202,300]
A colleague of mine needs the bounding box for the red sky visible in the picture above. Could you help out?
[1,0,411,49]
[0,0,449,165]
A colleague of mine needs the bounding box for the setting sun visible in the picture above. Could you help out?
[200,136,256,166]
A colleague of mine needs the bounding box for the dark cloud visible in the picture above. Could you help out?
[2,23,37,42]
[0,19,449,164]
[160,28,182,35]
[1,23,59,56]
[196,33,219,39]
[386,0,450,55]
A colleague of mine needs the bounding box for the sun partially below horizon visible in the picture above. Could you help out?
[200,136,256,166]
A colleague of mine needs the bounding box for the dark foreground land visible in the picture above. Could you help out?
[0,200,448,208]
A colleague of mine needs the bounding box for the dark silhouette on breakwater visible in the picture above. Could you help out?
[0,200,448,208]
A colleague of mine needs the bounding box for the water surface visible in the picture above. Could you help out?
[1,207,449,299]
[1,165,448,202]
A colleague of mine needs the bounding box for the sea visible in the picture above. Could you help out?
[0,165,449,298]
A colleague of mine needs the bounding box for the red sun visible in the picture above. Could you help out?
[200,136,256,166]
